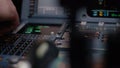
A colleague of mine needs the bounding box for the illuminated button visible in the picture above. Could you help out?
[35,26,41,29]
[80,21,87,26]
[93,11,98,16]
[99,11,103,16]
[98,22,104,26]
[93,13,98,16]
[35,30,41,33]
[25,27,33,34]
[103,11,107,16]
[111,13,117,17]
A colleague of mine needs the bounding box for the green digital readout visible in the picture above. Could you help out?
[25,26,34,33]
[35,26,42,29]
[24,25,49,34]
[34,30,41,33]
[111,13,120,17]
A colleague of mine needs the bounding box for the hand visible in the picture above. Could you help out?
[0,0,19,36]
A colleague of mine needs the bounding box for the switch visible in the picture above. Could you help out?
[98,22,104,27]
[80,21,87,26]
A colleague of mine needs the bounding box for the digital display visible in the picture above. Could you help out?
[37,0,65,16]
[24,25,50,34]
[18,24,50,34]
[18,23,61,34]
[87,0,120,18]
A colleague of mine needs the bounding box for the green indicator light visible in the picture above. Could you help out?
[35,30,41,33]
[111,14,115,16]
[25,26,33,33]
[35,26,42,29]
[111,14,117,17]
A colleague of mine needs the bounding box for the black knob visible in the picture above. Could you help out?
[30,40,59,68]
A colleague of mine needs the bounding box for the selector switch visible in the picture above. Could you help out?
[98,22,104,27]
[80,21,87,26]
[56,33,61,39]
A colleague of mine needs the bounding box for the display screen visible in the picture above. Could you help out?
[87,0,120,18]
[18,23,61,34]
[37,0,64,16]
[18,24,50,34]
